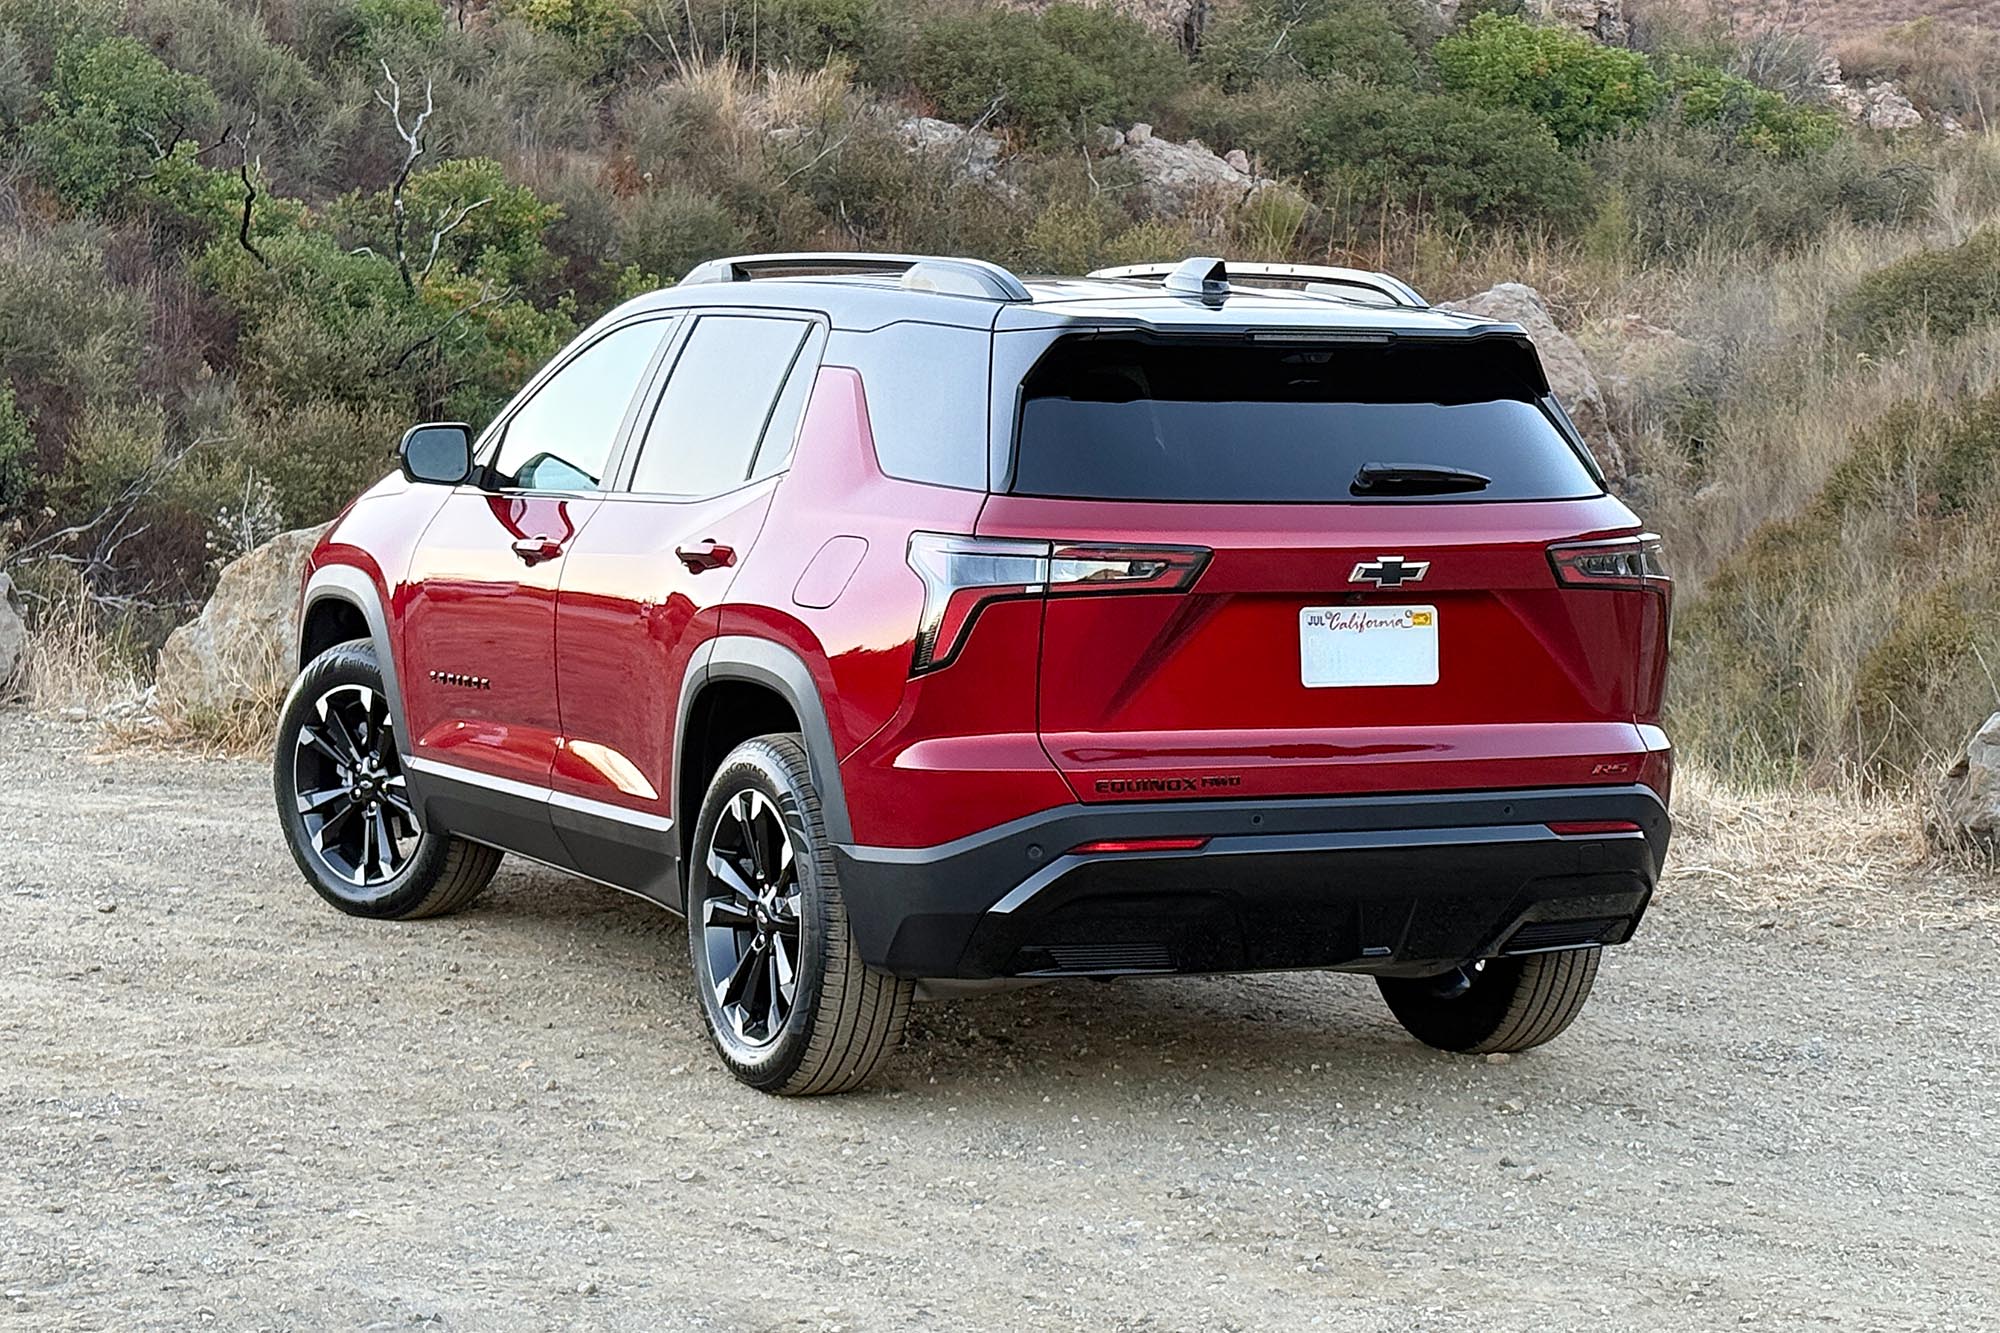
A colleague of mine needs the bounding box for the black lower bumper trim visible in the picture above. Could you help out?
[835,785,1669,980]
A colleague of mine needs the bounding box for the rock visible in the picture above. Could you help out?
[152,524,330,725]
[1530,0,1627,45]
[0,571,24,692]
[1087,123,1124,156]
[1107,126,1274,216]
[1810,55,1867,120]
[1861,81,1923,132]
[1929,712,2000,849]
[895,116,1005,184]
[1441,283,1624,482]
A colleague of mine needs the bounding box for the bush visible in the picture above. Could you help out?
[0,382,31,509]
[1668,60,1843,159]
[1595,123,1930,258]
[615,182,747,283]
[329,156,563,290]
[909,4,1182,144]
[513,0,636,72]
[28,36,221,210]
[1278,84,1593,228]
[1832,227,2000,352]
[1199,0,1425,92]
[1436,13,1663,148]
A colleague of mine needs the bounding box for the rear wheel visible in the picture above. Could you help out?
[687,734,911,1095]
[273,639,499,919]
[1377,948,1600,1054]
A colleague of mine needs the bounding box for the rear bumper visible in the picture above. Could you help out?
[835,785,1669,980]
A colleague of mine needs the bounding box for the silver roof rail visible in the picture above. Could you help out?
[1088,259,1427,309]
[678,252,1033,302]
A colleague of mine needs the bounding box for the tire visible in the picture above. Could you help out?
[687,734,912,1095]
[273,638,500,920]
[1377,948,1601,1054]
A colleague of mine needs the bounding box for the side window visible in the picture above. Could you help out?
[749,325,826,483]
[489,320,669,491]
[827,322,990,490]
[629,315,812,497]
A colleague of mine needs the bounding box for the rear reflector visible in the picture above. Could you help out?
[1067,836,1212,856]
[1545,820,1643,837]
[906,532,1208,675]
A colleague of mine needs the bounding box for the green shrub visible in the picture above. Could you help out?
[1595,123,1929,258]
[1199,0,1425,91]
[29,36,221,210]
[1668,60,1843,159]
[1832,227,2000,353]
[615,183,747,284]
[0,383,31,509]
[329,156,563,290]
[1278,84,1593,228]
[910,4,1182,144]
[513,0,636,71]
[1436,13,1662,148]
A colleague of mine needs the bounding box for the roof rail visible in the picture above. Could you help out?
[678,252,1033,302]
[1088,260,1427,309]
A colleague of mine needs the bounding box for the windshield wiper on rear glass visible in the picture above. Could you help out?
[1350,462,1493,496]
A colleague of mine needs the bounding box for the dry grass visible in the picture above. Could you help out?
[8,588,144,716]
[1667,765,2000,924]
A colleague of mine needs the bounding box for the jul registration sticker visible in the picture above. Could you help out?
[1298,605,1440,688]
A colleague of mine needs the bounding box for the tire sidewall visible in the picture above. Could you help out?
[274,640,448,919]
[686,739,831,1089]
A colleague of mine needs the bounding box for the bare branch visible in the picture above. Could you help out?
[380,282,509,376]
[375,61,437,293]
[419,196,493,280]
[236,123,268,269]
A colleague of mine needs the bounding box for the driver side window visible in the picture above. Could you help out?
[488,319,671,491]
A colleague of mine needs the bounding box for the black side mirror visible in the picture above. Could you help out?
[399,423,473,486]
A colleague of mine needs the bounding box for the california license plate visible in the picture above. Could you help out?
[1299,605,1439,688]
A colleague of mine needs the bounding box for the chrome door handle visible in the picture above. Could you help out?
[675,539,735,573]
[511,535,563,565]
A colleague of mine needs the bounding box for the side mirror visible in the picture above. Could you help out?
[399,423,473,486]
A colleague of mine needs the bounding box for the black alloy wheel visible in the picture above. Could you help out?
[698,787,805,1048]
[291,682,418,890]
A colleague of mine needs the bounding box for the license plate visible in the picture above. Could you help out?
[1299,605,1439,688]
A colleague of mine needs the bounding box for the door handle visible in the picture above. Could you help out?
[511,535,563,565]
[675,539,736,573]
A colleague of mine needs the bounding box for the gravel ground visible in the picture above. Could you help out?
[3,713,1996,1331]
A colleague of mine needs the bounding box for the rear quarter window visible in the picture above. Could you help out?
[828,323,991,490]
[1011,335,1601,503]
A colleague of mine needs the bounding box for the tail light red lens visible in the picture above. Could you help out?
[907,532,1208,674]
[1548,534,1669,593]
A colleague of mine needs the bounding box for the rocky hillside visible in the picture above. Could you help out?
[1,0,1998,793]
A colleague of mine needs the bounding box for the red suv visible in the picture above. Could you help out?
[275,254,1672,1095]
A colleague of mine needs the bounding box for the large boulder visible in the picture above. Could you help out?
[153,524,330,725]
[1530,0,1628,45]
[1441,282,1625,483]
[896,115,1006,186]
[1930,712,2000,850]
[1107,122,1273,217]
[0,570,24,692]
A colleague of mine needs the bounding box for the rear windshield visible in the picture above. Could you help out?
[1011,335,1601,503]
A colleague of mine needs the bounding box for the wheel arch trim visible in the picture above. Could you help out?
[299,565,409,758]
[675,635,853,851]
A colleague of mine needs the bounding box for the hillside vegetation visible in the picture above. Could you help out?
[2,0,1999,792]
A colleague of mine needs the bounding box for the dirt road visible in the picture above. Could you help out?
[2,714,1995,1331]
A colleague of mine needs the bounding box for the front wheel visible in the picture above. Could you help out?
[273,639,500,919]
[1377,948,1601,1054]
[687,734,912,1095]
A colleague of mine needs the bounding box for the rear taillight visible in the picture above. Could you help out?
[1548,534,1670,593]
[907,532,1208,674]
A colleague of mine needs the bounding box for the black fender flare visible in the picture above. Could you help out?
[297,566,411,759]
[675,635,853,848]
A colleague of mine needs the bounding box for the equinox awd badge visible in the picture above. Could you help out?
[1349,555,1430,588]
